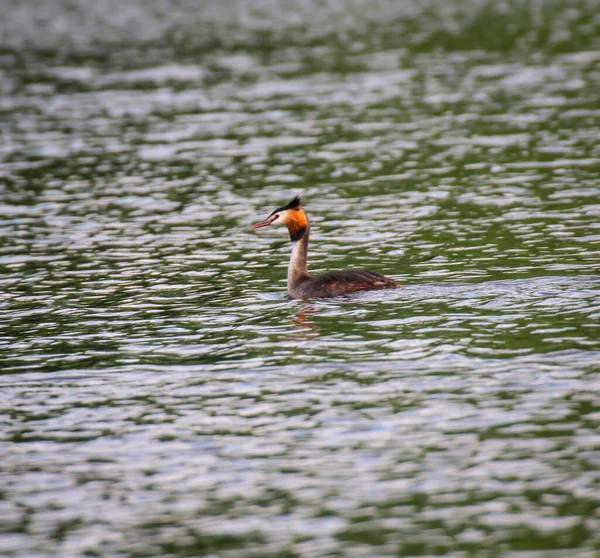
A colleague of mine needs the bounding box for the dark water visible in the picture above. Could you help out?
[2,1,600,556]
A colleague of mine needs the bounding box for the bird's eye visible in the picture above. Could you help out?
[273,214,279,220]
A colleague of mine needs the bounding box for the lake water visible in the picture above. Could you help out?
[2,1,600,556]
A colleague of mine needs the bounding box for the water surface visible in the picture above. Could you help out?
[2,1,600,556]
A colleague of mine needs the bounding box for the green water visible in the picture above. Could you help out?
[1,1,600,556]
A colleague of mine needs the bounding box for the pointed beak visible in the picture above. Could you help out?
[251,216,276,229]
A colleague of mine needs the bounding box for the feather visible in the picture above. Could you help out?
[271,195,302,216]
[294,270,400,298]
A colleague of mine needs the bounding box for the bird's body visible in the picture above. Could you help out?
[290,269,399,299]
[251,196,400,299]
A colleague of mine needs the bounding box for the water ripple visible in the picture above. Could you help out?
[2,1,600,556]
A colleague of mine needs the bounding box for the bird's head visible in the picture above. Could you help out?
[251,196,308,241]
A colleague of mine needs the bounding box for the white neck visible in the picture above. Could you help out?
[287,227,310,293]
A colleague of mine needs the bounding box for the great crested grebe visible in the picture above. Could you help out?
[251,196,400,299]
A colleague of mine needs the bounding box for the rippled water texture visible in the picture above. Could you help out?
[2,1,600,556]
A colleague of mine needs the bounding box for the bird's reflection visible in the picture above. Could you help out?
[292,304,320,337]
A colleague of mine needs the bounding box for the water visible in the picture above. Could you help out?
[2,1,600,556]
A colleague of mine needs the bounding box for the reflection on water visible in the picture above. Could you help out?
[2,0,600,556]
[293,306,320,336]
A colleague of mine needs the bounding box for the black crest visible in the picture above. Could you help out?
[270,195,302,216]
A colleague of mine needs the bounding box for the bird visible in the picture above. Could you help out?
[251,196,400,299]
